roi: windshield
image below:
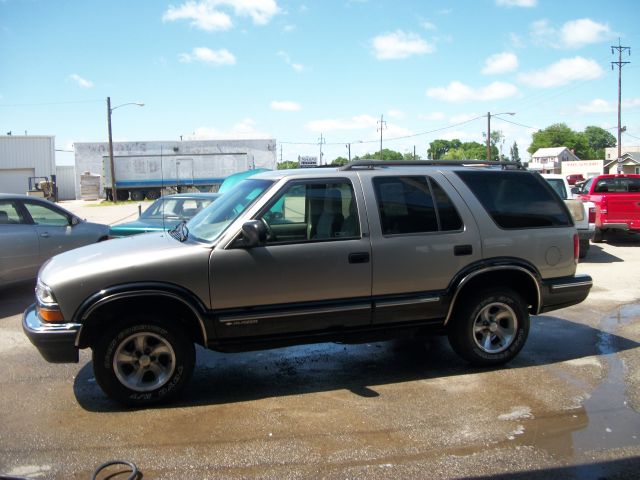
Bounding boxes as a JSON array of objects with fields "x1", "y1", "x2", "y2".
[
  {"x1": 187, "y1": 179, "x2": 273, "y2": 242},
  {"x1": 141, "y1": 196, "x2": 217, "y2": 220}
]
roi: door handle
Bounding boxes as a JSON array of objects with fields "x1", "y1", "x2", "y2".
[
  {"x1": 349, "y1": 252, "x2": 370, "y2": 264},
  {"x1": 454, "y1": 244, "x2": 472, "y2": 256},
  {"x1": 40, "y1": 232, "x2": 50, "y2": 238}
]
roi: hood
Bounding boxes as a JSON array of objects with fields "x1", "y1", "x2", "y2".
[
  {"x1": 109, "y1": 219, "x2": 178, "y2": 236},
  {"x1": 40, "y1": 233, "x2": 214, "y2": 319}
]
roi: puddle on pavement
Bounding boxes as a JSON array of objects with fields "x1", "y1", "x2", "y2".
[{"x1": 511, "y1": 303, "x2": 640, "y2": 460}]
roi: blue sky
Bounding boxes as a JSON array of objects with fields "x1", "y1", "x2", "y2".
[{"x1": 1, "y1": 0, "x2": 640, "y2": 166}]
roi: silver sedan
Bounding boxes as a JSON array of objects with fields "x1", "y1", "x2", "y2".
[{"x1": 0, "y1": 194, "x2": 109, "y2": 288}]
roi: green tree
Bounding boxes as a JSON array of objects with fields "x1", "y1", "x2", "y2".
[
  {"x1": 527, "y1": 123, "x2": 591, "y2": 158},
  {"x1": 331, "y1": 156, "x2": 349, "y2": 166},
  {"x1": 510, "y1": 142, "x2": 521, "y2": 163},
  {"x1": 277, "y1": 160, "x2": 299, "y2": 170},
  {"x1": 357, "y1": 148, "x2": 404, "y2": 161},
  {"x1": 427, "y1": 139, "x2": 462, "y2": 159},
  {"x1": 583, "y1": 126, "x2": 616, "y2": 159}
]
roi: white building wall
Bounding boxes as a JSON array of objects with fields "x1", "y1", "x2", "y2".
[{"x1": 74, "y1": 139, "x2": 277, "y2": 199}]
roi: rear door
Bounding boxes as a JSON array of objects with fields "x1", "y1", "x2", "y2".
[{"x1": 361, "y1": 172, "x2": 482, "y2": 325}]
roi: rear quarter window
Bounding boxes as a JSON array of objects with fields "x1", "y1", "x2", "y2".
[{"x1": 456, "y1": 170, "x2": 571, "y2": 229}]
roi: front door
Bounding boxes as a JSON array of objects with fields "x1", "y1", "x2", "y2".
[{"x1": 209, "y1": 178, "x2": 372, "y2": 338}]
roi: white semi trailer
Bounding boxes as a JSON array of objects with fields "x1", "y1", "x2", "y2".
[{"x1": 103, "y1": 151, "x2": 252, "y2": 201}]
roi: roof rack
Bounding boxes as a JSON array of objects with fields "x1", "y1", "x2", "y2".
[{"x1": 340, "y1": 159, "x2": 525, "y2": 171}]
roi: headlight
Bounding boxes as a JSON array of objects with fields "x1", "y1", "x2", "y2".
[
  {"x1": 36, "y1": 280, "x2": 57, "y2": 305},
  {"x1": 35, "y1": 280, "x2": 65, "y2": 323}
]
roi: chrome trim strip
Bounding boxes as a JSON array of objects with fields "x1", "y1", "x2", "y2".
[
  {"x1": 444, "y1": 266, "x2": 541, "y2": 326},
  {"x1": 77, "y1": 290, "x2": 208, "y2": 346},
  {"x1": 550, "y1": 281, "x2": 593, "y2": 291},
  {"x1": 374, "y1": 296, "x2": 440, "y2": 309},
  {"x1": 220, "y1": 303, "x2": 371, "y2": 324}
]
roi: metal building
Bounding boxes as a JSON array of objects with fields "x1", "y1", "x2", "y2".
[{"x1": 0, "y1": 135, "x2": 55, "y2": 194}]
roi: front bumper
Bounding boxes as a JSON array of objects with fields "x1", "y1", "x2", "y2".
[
  {"x1": 539, "y1": 274, "x2": 593, "y2": 313},
  {"x1": 22, "y1": 304, "x2": 80, "y2": 363}
]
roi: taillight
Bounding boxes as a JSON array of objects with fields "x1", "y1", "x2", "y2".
[
  {"x1": 588, "y1": 206, "x2": 596, "y2": 223},
  {"x1": 574, "y1": 233, "x2": 579, "y2": 264},
  {"x1": 601, "y1": 198, "x2": 608, "y2": 214}
]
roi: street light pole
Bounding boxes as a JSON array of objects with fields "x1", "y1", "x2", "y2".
[
  {"x1": 486, "y1": 112, "x2": 515, "y2": 161},
  {"x1": 106, "y1": 97, "x2": 144, "y2": 203}
]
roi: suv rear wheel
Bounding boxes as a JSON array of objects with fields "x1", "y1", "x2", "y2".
[
  {"x1": 92, "y1": 316, "x2": 195, "y2": 406},
  {"x1": 448, "y1": 288, "x2": 529, "y2": 366}
]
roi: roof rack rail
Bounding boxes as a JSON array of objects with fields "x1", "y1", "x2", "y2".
[{"x1": 340, "y1": 159, "x2": 525, "y2": 171}]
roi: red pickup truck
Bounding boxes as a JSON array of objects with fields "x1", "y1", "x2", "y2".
[{"x1": 577, "y1": 174, "x2": 640, "y2": 242}]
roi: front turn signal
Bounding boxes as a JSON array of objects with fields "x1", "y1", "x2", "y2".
[{"x1": 37, "y1": 305, "x2": 65, "y2": 323}]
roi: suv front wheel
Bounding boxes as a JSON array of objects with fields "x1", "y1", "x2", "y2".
[
  {"x1": 448, "y1": 288, "x2": 529, "y2": 366},
  {"x1": 92, "y1": 316, "x2": 195, "y2": 406}
]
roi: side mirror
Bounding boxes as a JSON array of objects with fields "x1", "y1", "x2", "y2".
[
  {"x1": 571, "y1": 186, "x2": 579, "y2": 195},
  {"x1": 241, "y1": 220, "x2": 267, "y2": 247},
  {"x1": 71, "y1": 216, "x2": 81, "y2": 226}
]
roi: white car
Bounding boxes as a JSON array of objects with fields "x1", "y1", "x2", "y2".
[{"x1": 541, "y1": 174, "x2": 595, "y2": 258}]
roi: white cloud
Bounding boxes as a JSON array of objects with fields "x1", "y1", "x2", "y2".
[
  {"x1": 518, "y1": 57, "x2": 603, "y2": 88},
  {"x1": 163, "y1": 0, "x2": 279, "y2": 31},
  {"x1": 449, "y1": 113, "x2": 480, "y2": 124},
  {"x1": 185, "y1": 118, "x2": 271, "y2": 140},
  {"x1": 371, "y1": 30, "x2": 435, "y2": 60},
  {"x1": 578, "y1": 98, "x2": 640, "y2": 113},
  {"x1": 481, "y1": 52, "x2": 518, "y2": 75},
  {"x1": 426, "y1": 81, "x2": 518, "y2": 102},
  {"x1": 277, "y1": 51, "x2": 305, "y2": 72},
  {"x1": 531, "y1": 18, "x2": 613, "y2": 49},
  {"x1": 179, "y1": 47, "x2": 236, "y2": 65},
  {"x1": 420, "y1": 20, "x2": 436, "y2": 31},
  {"x1": 69, "y1": 74, "x2": 93, "y2": 88},
  {"x1": 496, "y1": 0, "x2": 537, "y2": 7},
  {"x1": 306, "y1": 115, "x2": 377, "y2": 132},
  {"x1": 387, "y1": 109, "x2": 405, "y2": 119},
  {"x1": 270, "y1": 100, "x2": 301, "y2": 111}
]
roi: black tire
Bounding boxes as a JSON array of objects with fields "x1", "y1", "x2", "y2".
[
  {"x1": 579, "y1": 239, "x2": 589, "y2": 259},
  {"x1": 448, "y1": 288, "x2": 529, "y2": 366},
  {"x1": 130, "y1": 190, "x2": 145, "y2": 201},
  {"x1": 593, "y1": 227, "x2": 604, "y2": 243},
  {"x1": 116, "y1": 189, "x2": 130, "y2": 201},
  {"x1": 92, "y1": 316, "x2": 195, "y2": 406},
  {"x1": 146, "y1": 189, "x2": 161, "y2": 200}
]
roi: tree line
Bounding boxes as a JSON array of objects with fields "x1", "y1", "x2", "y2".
[{"x1": 277, "y1": 123, "x2": 616, "y2": 169}]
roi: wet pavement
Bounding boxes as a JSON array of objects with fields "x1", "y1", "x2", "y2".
[{"x1": 1, "y1": 212, "x2": 639, "y2": 478}]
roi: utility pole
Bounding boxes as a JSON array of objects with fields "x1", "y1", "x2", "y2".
[
  {"x1": 346, "y1": 143, "x2": 351, "y2": 162},
  {"x1": 280, "y1": 144, "x2": 283, "y2": 163},
  {"x1": 318, "y1": 133, "x2": 325, "y2": 166},
  {"x1": 377, "y1": 114, "x2": 387, "y2": 160},
  {"x1": 413, "y1": 145, "x2": 416, "y2": 160},
  {"x1": 611, "y1": 39, "x2": 631, "y2": 164},
  {"x1": 486, "y1": 112, "x2": 491, "y2": 162},
  {"x1": 107, "y1": 97, "x2": 116, "y2": 202}
]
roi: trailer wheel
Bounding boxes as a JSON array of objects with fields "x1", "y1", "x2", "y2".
[
  {"x1": 146, "y1": 190, "x2": 161, "y2": 200},
  {"x1": 130, "y1": 190, "x2": 145, "y2": 201},
  {"x1": 116, "y1": 190, "x2": 130, "y2": 201}
]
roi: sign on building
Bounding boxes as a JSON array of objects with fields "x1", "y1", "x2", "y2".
[{"x1": 298, "y1": 155, "x2": 318, "y2": 168}]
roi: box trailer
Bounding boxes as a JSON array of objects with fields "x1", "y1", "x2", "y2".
[{"x1": 103, "y1": 151, "x2": 250, "y2": 201}]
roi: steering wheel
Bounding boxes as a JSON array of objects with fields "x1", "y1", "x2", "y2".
[{"x1": 261, "y1": 218, "x2": 274, "y2": 242}]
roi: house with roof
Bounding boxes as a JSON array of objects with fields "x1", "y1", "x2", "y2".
[
  {"x1": 529, "y1": 147, "x2": 580, "y2": 174},
  {"x1": 604, "y1": 152, "x2": 640, "y2": 174}
]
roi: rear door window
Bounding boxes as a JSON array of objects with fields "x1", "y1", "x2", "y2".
[
  {"x1": 372, "y1": 176, "x2": 462, "y2": 235},
  {"x1": 457, "y1": 170, "x2": 571, "y2": 229}
]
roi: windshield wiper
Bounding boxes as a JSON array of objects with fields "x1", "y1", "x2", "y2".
[{"x1": 169, "y1": 220, "x2": 189, "y2": 242}]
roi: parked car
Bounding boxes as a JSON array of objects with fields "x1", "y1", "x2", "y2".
[
  {"x1": 576, "y1": 174, "x2": 640, "y2": 242},
  {"x1": 23, "y1": 161, "x2": 592, "y2": 406},
  {"x1": 541, "y1": 174, "x2": 595, "y2": 258},
  {"x1": 566, "y1": 174, "x2": 585, "y2": 186},
  {"x1": 109, "y1": 192, "x2": 220, "y2": 237},
  {"x1": 0, "y1": 194, "x2": 109, "y2": 288}
]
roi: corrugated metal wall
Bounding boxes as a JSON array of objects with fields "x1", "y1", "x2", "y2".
[
  {"x1": 0, "y1": 136, "x2": 55, "y2": 194},
  {"x1": 55, "y1": 165, "x2": 76, "y2": 200}
]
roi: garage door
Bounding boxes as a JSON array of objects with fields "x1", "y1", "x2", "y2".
[{"x1": 0, "y1": 168, "x2": 35, "y2": 194}]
